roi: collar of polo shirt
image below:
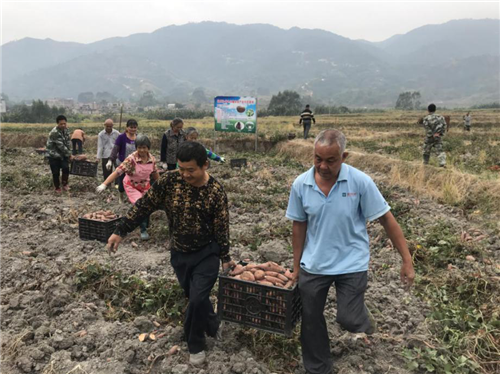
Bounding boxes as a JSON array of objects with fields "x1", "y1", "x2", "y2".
[{"x1": 304, "y1": 163, "x2": 349, "y2": 186}]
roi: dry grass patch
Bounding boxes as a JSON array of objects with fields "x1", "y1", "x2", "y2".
[
  {"x1": 278, "y1": 140, "x2": 500, "y2": 216},
  {"x1": 276, "y1": 139, "x2": 314, "y2": 164}
]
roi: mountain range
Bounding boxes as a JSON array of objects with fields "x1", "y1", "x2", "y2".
[{"x1": 2, "y1": 19, "x2": 499, "y2": 107}]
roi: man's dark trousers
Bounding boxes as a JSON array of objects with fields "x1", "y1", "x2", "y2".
[
  {"x1": 299, "y1": 268, "x2": 371, "y2": 374},
  {"x1": 101, "y1": 158, "x2": 113, "y2": 181},
  {"x1": 170, "y1": 242, "x2": 220, "y2": 354},
  {"x1": 303, "y1": 123, "x2": 312, "y2": 139},
  {"x1": 48, "y1": 157, "x2": 70, "y2": 189}
]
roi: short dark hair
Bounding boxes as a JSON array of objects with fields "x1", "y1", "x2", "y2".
[
  {"x1": 177, "y1": 141, "x2": 207, "y2": 167},
  {"x1": 126, "y1": 119, "x2": 138, "y2": 127},
  {"x1": 171, "y1": 118, "x2": 184, "y2": 128},
  {"x1": 428, "y1": 104, "x2": 436, "y2": 113},
  {"x1": 135, "y1": 134, "x2": 151, "y2": 149},
  {"x1": 56, "y1": 115, "x2": 67, "y2": 123},
  {"x1": 305, "y1": 104, "x2": 310, "y2": 108}
]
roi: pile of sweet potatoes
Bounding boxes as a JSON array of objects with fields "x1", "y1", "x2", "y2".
[
  {"x1": 73, "y1": 154, "x2": 88, "y2": 161},
  {"x1": 82, "y1": 210, "x2": 118, "y2": 222},
  {"x1": 228, "y1": 261, "x2": 295, "y2": 288}
]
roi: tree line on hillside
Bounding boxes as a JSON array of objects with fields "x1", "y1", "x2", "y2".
[
  {"x1": 2, "y1": 91, "x2": 497, "y2": 124},
  {"x1": 1, "y1": 100, "x2": 71, "y2": 123}
]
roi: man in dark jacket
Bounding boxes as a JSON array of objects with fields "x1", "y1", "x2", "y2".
[
  {"x1": 107, "y1": 141, "x2": 234, "y2": 366},
  {"x1": 46, "y1": 115, "x2": 74, "y2": 192},
  {"x1": 299, "y1": 104, "x2": 316, "y2": 139}
]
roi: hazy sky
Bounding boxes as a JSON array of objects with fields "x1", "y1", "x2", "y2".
[{"x1": 1, "y1": 0, "x2": 499, "y2": 45}]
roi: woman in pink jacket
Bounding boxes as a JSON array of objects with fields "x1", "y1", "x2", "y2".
[{"x1": 96, "y1": 135, "x2": 159, "y2": 240}]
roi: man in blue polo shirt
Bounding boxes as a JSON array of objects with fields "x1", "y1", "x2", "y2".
[{"x1": 286, "y1": 129, "x2": 415, "y2": 374}]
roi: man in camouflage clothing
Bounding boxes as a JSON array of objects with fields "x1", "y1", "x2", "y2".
[
  {"x1": 422, "y1": 104, "x2": 447, "y2": 167},
  {"x1": 46, "y1": 115, "x2": 74, "y2": 192},
  {"x1": 463, "y1": 112, "x2": 471, "y2": 132}
]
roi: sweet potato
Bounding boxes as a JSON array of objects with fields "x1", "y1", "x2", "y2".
[
  {"x1": 284, "y1": 280, "x2": 293, "y2": 289},
  {"x1": 276, "y1": 273, "x2": 288, "y2": 282},
  {"x1": 264, "y1": 271, "x2": 279, "y2": 277},
  {"x1": 245, "y1": 263, "x2": 262, "y2": 270},
  {"x1": 284, "y1": 269, "x2": 293, "y2": 280},
  {"x1": 264, "y1": 275, "x2": 285, "y2": 285},
  {"x1": 254, "y1": 270, "x2": 265, "y2": 280},
  {"x1": 256, "y1": 262, "x2": 271, "y2": 271},
  {"x1": 259, "y1": 262, "x2": 284, "y2": 273},
  {"x1": 230, "y1": 264, "x2": 245, "y2": 276},
  {"x1": 257, "y1": 281, "x2": 274, "y2": 287},
  {"x1": 268, "y1": 261, "x2": 285, "y2": 273},
  {"x1": 240, "y1": 271, "x2": 255, "y2": 282}
]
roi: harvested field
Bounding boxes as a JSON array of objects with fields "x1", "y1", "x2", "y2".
[{"x1": 1, "y1": 112, "x2": 499, "y2": 373}]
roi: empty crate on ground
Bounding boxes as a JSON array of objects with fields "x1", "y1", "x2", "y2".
[
  {"x1": 230, "y1": 158, "x2": 247, "y2": 168},
  {"x1": 70, "y1": 155, "x2": 98, "y2": 177}
]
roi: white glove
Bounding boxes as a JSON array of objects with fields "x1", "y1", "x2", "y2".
[
  {"x1": 96, "y1": 184, "x2": 107, "y2": 193},
  {"x1": 161, "y1": 163, "x2": 168, "y2": 169},
  {"x1": 220, "y1": 157, "x2": 226, "y2": 163},
  {"x1": 106, "y1": 160, "x2": 113, "y2": 170}
]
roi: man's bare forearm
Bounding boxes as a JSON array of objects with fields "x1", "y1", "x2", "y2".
[
  {"x1": 378, "y1": 212, "x2": 412, "y2": 263},
  {"x1": 292, "y1": 221, "x2": 308, "y2": 271}
]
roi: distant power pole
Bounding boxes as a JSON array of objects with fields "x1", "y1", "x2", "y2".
[{"x1": 118, "y1": 105, "x2": 123, "y2": 132}]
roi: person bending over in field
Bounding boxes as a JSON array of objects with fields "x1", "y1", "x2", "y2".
[
  {"x1": 97, "y1": 134, "x2": 159, "y2": 240},
  {"x1": 46, "y1": 115, "x2": 74, "y2": 193},
  {"x1": 107, "y1": 141, "x2": 234, "y2": 366},
  {"x1": 286, "y1": 129, "x2": 415, "y2": 374},
  {"x1": 422, "y1": 103, "x2": 447, "y2": 167},
  {"x1": 108, "y1": 119, "x2": 138, "y2": 203},
  {"x1": 185, "y1": 127, "x2": 226, "y2": 164},
  {"x1": 70, "y1": 128, "x2": 85, "y2": 155},
  {"x1": 161, "y1": 118, "x2": 185, "y2": 170}
]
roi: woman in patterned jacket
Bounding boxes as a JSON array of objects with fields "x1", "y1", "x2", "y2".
[{"x1": 97, "y1": 134, "x2": 159, "y2": 240}]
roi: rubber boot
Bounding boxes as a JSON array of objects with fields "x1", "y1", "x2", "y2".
[
  {"x1": 423, "y1": 154, "x2": 430, "y2": 165},
  {"x1": 119, "y1": 192, "x2": 125, "y2": 204}
]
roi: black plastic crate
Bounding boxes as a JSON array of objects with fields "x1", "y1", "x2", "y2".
[
  {"x1": 230, "y1": 158, "x2": 247, "y2": 168},
  {"x1": 70, "y1": 160, "x2": 98, "y2": 177},
  {"x1": 78, "y1": 217, "x2": 121, "y2": 242},
  {"x1": 217, "y1": 274, "x2": 302, "y2": 336}
]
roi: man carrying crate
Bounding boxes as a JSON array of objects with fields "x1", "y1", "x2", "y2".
[
  {"x1": 107, "y1": 141, "x2": 234, "y2": 366},
  {"x1": 286, "y1": 129, "x2": 415, "y2": 374}
]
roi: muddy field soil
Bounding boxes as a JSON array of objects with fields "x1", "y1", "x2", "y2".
[{"x1": 1, "y1": 147, "x2": 498, "y2": 374}]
